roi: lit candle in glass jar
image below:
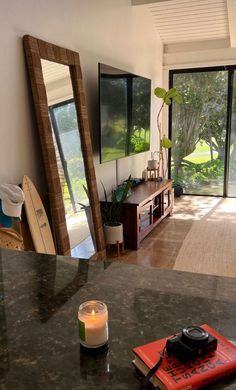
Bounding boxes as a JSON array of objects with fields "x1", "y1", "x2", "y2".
[{"x1": 78, "y1": 300, "x2": 108, "y2": 348}]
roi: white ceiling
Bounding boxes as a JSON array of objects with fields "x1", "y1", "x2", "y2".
[
  {"x1": 41, "y1": 59, "x2": 70, "y2": 84},
  {"x1": 41, "y1": 60, "x2": 73, "y2": 105},
  {"x1": 132, "y1": 0, "x2": 236, "y2": 48}
]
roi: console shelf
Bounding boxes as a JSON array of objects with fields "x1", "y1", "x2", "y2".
[{"x1": 121, "y1": 179, "x2": 173, "y2": 250}]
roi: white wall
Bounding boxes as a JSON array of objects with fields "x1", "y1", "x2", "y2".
[{"x1": 0, "y1": 0, "x2": 163, "y2": 194}]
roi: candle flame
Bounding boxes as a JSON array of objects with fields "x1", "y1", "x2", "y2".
[{"x1": 91, "y1": 309, "x2": 95, "y2": 316}]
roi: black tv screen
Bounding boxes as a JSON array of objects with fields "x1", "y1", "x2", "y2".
[{"x1": 99, "y1": 63, "x2": 151, "y2": 163}]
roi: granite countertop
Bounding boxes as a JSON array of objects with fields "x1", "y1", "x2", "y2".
[{"x1": 0, "y1": 248, "x2": 236, "y2": 389}]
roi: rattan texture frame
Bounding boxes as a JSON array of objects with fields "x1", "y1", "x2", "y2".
[{"x1": 23, "y1": 35, "x2": 105, "y2": 258}]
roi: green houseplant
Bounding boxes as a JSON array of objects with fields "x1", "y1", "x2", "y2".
[
  {"x1": 101, "y1": 176, "x2": 132, "y2": 226},
  {"x1": 101, "y1": 176, "x2": 132, "y2": 245},
  {"x1": 154, "y1": 87, "x2": 182, "y2": 178}
]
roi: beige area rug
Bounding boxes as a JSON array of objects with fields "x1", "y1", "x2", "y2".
[{"x1": 173, "y1": 198, "x2": 236, "y2": 278}]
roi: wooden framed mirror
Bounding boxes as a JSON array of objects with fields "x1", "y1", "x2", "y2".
[{"x1": 23, "y1": 35, "x2": 105, "y2": 259}]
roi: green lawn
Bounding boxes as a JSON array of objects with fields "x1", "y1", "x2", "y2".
[
  {"x1": 184, "y1": 140, "x2": 218, "y2": 164},
  {"x1": 193, "y1": 140, "x2": 209, "y2": 153}
]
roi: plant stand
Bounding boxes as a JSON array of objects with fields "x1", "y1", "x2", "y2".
[
  {"x1": 106, "y1": 240, "x2": 124, "y2": 257},
  {"x1": 147, "y1": 167, "x2": 159, "y2": 181},
  {"x1": 103, "y1": 223, "x2": 124, "y2": 257}
]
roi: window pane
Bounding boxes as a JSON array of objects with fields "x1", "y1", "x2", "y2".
[{"x1": 228, "y1": 71, "x2": 236, "y2": 197}]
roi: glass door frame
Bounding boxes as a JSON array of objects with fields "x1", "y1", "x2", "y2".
[
  {"x1": 49, "y1": 98, "x2": 77, "y2": 214},
  {"x1": 168, "y1": 65, "x2": 236, "y2": 197}
]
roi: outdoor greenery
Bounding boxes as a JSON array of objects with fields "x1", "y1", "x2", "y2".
[
  {"x1": 54, "y1": 102, "x2": 78, "y2": 133},
  {"x1": 62, "y1": 176, "x2": 88, "y2": 214},
  {"x1": 50, "y1": 101, "x2": 89, "y2": 215},
  {"x1": 171, "y1": 70, "x2": 236, "y2": 195},
  {"x1": 101, "y1": 77, "x2": 150, "y2": 162}
]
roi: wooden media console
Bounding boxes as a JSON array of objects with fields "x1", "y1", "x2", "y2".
[{"x1": 121, "y1": 179, "x2": 173, "y2": 250}]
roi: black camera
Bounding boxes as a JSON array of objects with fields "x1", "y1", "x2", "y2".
[{"x1": 166, "y1": 326, "x2": 218, "y2": 362}]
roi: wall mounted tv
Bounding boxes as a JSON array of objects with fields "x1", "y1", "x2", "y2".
[{"x1": 99, "y1": 63, "x2": 151, "y2": 163}]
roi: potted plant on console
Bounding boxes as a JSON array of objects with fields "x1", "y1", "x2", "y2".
[{"x1": 101, "y1": 176, "x2": 132, "y2": 253}]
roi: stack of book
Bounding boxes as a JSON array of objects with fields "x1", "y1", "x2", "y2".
[{"x1": 133, "y1": 324, "x2": 236, "y2": 389}]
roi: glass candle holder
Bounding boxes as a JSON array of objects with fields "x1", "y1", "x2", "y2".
[{"x1": 78, "y1": 300, "x2": 108, "y2": 348}]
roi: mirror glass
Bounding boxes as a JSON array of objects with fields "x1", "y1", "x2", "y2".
[{"x1": 41, "y1": 60, "x2": 95, "y2": 259}]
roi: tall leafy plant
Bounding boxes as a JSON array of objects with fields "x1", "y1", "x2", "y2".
[
  {"x1": 154, "y1": 87, "x2": 182, "y2": 178},
  {"x1": 101, "y1": 176, "x2": 132, "y2": 226}
]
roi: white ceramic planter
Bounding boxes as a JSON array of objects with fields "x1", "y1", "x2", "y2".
[{"x1": 104, "y1": 223, "x2": 123, "y2": 245}]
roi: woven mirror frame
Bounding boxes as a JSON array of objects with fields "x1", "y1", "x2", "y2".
[{"x1": 23, "y1": 35, "x2": 105, "y2": 259}]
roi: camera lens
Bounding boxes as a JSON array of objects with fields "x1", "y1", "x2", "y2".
[{"x1": 182, "y1": 326, "x2": 209, "y2": 347}]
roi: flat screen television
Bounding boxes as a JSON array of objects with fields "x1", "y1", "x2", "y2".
[{"x1": 99, "y1": 63, "x2": 151, "y2": 163}]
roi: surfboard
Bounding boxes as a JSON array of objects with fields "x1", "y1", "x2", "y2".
[{"x1": 22, "y1": 175, "x2": 56, "y2": 255}]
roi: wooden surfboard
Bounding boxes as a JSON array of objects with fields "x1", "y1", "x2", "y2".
[{"x1": 22, "y1": 175, "x2": 56, "y2": 255}]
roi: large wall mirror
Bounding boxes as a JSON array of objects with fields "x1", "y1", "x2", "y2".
[{"x1": 23, "y1": 35, "x2": 105, "y2": 260}]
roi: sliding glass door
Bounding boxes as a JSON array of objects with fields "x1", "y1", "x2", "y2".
[
  {"x1": 228, "y1": 70, "x2": 236, "y2": 197},
  {"x1": 170, "y1": 66, "x2": 236, "y2": 197}
]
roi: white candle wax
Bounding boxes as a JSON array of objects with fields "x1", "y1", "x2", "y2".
[{"x1": 78, "y1": 301, "x2": 108, "y2": 348}]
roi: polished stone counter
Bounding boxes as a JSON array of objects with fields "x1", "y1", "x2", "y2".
[{"x1": 0, "y1": 248, "x2": 236, "y2": 389}]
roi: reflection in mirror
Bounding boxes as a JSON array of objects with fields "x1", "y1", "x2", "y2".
[
  {"x1": 36, "y1": 256, "x2": 89, "y2": 322},
  {"x1": 41, "y1": 60, "x2": 95, "y2": 259}
]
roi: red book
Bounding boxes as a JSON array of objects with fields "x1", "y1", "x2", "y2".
[{"x1": 133, "y1": 324, "x2": 236, "y2": 389}]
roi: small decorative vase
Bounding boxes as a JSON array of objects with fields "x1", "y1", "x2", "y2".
[{"x1": 142, "y1": 169, "x2": 148, "y2": 182}]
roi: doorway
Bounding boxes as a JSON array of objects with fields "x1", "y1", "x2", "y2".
[{"x1": 169, "y1": 66, "x2": 236, "y2": 197}]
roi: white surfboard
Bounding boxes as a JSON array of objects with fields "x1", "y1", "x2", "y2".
[{"x1": 22, "y1": 175, "x2": 56, "y2": 255}]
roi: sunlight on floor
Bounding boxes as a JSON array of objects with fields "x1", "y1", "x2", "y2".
[
  {"x1": 71, "y1": 235, "x2": 95, "y2": 259},
  {"x1": 66, "y1": 211, "x2": 90, "y2": 248},
  {"x1": 204, "y1": 197, "x2": 236, "y2": 223},
  {"x1": 66, "y1": 211, "x2": 95, "y2": 259},
  {"x1": 212, "y1": 197, "x2": 236, "y2": 213},
  {"x1": 172, "y1": 196, "x2": 223, "y2": 220}
]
